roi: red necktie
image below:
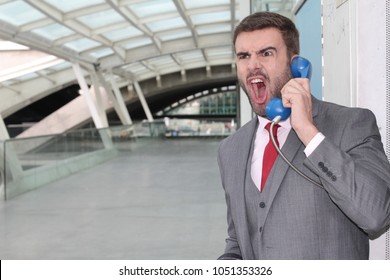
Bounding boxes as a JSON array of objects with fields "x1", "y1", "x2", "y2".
[{"x1": 261, "y1": 122, "x2": 280, "y2": 192}]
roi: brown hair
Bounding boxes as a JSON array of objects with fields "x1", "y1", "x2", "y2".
[{"x1": 233, "y1": 12, "x2": 300, "y2": 57}]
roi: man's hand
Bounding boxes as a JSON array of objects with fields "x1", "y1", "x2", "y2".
[{"x1": 281, "y1": 78, "x2": 319, "y2": 146}]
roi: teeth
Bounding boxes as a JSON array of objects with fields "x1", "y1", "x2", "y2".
[{"x1": 251, "y1": 78, "x2": 263, "y2": 84}]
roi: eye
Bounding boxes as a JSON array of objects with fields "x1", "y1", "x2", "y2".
[
  {"x1": 263, "y1": 50, "x2": 273, "y2": 57},
  {"x1": 237, "y1": 53, "x2": 249, "y2": 60}
]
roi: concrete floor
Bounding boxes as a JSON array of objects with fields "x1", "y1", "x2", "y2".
[{"x1": 0, "y1": 138, "x2": 227, "y2": 260}]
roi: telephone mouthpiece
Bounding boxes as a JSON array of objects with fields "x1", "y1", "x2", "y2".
[{"x1": 265, "y1": 98, "x2": 291, "y2": 121}]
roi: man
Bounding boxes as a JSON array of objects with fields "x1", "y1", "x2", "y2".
[{"x1": 217, "y1": 11, "x2": 390, "y2": 259}]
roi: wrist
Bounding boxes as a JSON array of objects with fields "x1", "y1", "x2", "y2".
[{"x1": 296, "y1": 124, "x2": 319, "y2": 146}]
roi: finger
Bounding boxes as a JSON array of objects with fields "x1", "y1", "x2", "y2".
[
  {"x1": 281, "y1": 79, "x2": 311, "y2": 103},
  {"x1": 281, "y1": 81, "x2": 312, "y2": 111},
  {"x1": 283, "y1": 78, "x2": 309, "y2": 93},
  {"x1": 293, "y1": 78, "x2": 311, "y2": 96}
]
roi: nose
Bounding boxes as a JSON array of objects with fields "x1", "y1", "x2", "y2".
[{"x1": 247, "y1": 55, "x2": 263, "y2": 72}]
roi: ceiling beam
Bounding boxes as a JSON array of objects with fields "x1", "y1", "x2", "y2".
[{"x1": 172, "y1": 0, "x2": 199, "y2": 48}]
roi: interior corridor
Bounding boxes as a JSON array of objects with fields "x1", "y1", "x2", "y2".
[{"x1": 0, "y1": 138, "x2": 227, "y2": 260}]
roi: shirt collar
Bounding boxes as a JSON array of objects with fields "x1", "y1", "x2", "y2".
[{"x1": 257, "y1": 115, "x2": 291, "y2": 131}]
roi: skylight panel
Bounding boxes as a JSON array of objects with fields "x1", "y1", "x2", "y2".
[
  {"x1": 146, "y1": 55, "x2": 175, "y2": 67},
  {"x1": 14, "y1": 72, "x2": 39, "y2": 82},
  {"x1": 123, "y1": 63, "x2": 145, "y2": 72},
  {"x1": 44, "y1": 0, "x2": 105, "y2": 13},
  {"x1": 102, "y1": 27, "x2": 143, "y2": 42},
  {"x1": 49, "y1": 61, "x2": 72, "y2": 71},
  {"x1": 89, "y1": 48, "x2": 114, "y2": 58},
  {"x1": 38, "y1": 68, "x2": 56, "y2": 76},
  {"x1": 64, "y1": 38, "x2": 101, "y2": 52},
  {"x1": 122, "y1": 62, "x2": 149, "y2": 75},
  {"x1": 120, "y1": 37, "x2": 153, "y2": 50},
  {"x1": 146, "y1": 17, "x2": 186, "y2": 33},
  {"x1": 206, "y1": 46, "x2": 232, "y2": 57},
  {"x1": 190, "y1": 11, "x2": 231, "y2": 25},
  {"x1": 252, "y1": 0, "x2": 296, "y2": 13},
  {"x1": 77, "y1": 10, "x2": 123, "y2": 29},
  {"x1": 196, "y1": 24, "x2": 231, "y2": 35},
  {"x1": 31, "y1": 24, "x2": 74, "y2": 41},
  {"x1": 127, "y1": 0, "x2": 176, "y2": 18},
  {"x1": 175, "y1": 50, "x2": 204, "y2": 63},
  {"x1": 0, "y1": 1, "x2": 45, "y2": 26},
  {"x1": 157, "y1": 29, "x2": 192, "y2": 42},
  {"x1": 182, "y1": 0, "x2": 229, "y2": 9}
]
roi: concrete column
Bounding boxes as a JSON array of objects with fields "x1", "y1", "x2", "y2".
[
  {"x1": 72, "y1": 63, "x2": 113, "y2": 149},
  {"x1": 100, "y1": 72, "x2": 133, "y2": 125},
  {"x1": 133, "y1": 81, "x2": 154, "y2": 122},
  {"x1": 90, "y1": 71, "x2": 109, "y2": 127},
  {"x1": 72, "y1": 63, "x2": 106, "y2": 129}
]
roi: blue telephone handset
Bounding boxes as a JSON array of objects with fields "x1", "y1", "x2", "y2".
[
  {"x1": 264, "y1": 56, "x2": 322, "y2": 188},
  {"x1": 265, "y1": 56, "x2": 312, "y2": 121}
]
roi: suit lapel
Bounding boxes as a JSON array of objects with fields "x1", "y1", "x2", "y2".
[
  {"x1": 264, "y1": 129, "x2": 302, "y2": 208},
  {"x1": 264, "y1": 96, "x2": 321, "y2": 214}
]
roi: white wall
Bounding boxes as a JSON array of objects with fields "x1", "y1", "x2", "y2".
[
  {"x1": 322, "y1": 0, "x2": 356, "y2": 106},
  {"x1": 322, "y1": 0, "x2": 389, "y2": 259},
  {"x1": 323, "y1": 0, "x2": 387, "y2": 142},
  {"x1": 356, "y1": 1, "x2": 387, "y2": 144}
]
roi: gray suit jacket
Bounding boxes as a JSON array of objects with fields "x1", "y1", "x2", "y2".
[{"x1": 218, "y1": 97, "x2": 390, "y2": 259}]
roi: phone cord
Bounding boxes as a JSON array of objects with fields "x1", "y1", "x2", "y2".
[{"x1": 270, "y1": 117, "x2": 323, "y2": 189}]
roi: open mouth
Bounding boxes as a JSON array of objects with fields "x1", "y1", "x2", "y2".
[{"x1": 248, "y1": 76, "x2": 267, "y2": 104}]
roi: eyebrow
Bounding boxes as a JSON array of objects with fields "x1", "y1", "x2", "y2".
[
  {"x1": 258, "y1": 46, "x2": 277, "y2": 55},
  {"x1": 235, "y1": 46, "x2": 277, "y2": 57}
]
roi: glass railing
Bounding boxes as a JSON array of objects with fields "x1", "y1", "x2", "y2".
[
  {"x1": 0, "y1": 118, "x2": 232, "y2": 201},
  {"x1": 0, "y1": 121, "x2": 166, "y2": 200}
]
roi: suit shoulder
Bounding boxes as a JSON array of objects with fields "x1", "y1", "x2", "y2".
[
  {"x1": 317, "y1": 99, "x2": 376, "y2": 122},
  {"x1": 315, "y1": 99, "x2": 380, "y2": 146}
]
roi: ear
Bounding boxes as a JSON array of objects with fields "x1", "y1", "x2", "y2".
[{"x1": 290, "y1": 54, "x2": 299, "y2": 63}]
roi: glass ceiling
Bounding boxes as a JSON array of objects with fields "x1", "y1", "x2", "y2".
[{"x1": 0, "y1": 0, "x2": 298, "y2": 107}]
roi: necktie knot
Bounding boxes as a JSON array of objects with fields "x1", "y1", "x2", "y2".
[{"x1": 265, "y1": 122, "x2": 280, "y2": 144}]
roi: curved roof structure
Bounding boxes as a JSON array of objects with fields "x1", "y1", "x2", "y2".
[{"x1": 0, "y1": 0, "x2": 296, "y2": 121}]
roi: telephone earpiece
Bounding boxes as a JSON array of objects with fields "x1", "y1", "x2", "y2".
[
  {"x1": 291, "y1": 56, "x2": 312, "y2": 80},
  {"x1": 265, "y1": 56, "x2": 312, "y2": 121}
]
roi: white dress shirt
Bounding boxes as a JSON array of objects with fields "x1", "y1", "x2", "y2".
[{"x1": 251, "y1": 116, "x2": 325, "y2": 189}]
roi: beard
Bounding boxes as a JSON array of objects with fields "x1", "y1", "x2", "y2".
[{"x1": 238, "y1": 63, "x2": 292, "y2": 117}]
